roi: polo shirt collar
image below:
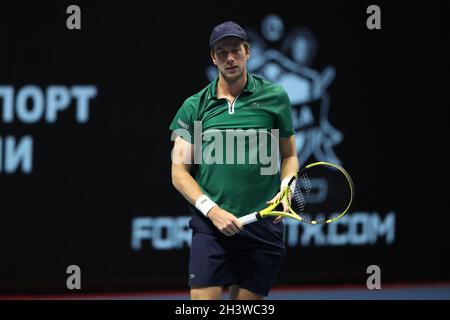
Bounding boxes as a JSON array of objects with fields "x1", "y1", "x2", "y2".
[{"x1": 208, "y1": 72, "x2": 256, "y2": 100}]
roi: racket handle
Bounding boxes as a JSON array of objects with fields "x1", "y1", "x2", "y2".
[{"x1": 238, "y1": 212, "x2": 259, "y2": 226}]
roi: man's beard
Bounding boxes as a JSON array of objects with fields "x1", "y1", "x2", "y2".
[{"x1": 220, "y1": 67, "x2": 244, "y2": 83}]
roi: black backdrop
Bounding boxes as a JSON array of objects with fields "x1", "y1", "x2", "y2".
[{"x1": 0, "y1": 1, "x2": 449, "y2": 294}]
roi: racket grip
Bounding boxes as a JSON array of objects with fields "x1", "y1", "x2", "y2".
[{"x1": 238, "y1": 212, "x2": 259, "y2": 226}]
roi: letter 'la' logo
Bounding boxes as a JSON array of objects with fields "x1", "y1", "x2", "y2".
[{"x1": 206, "y1": 15, "x2": 343, "y2": 166}]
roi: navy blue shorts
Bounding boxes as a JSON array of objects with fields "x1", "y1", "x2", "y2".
[{"x1": 187, "y1": 206, "x2": 286, "y2": 297}]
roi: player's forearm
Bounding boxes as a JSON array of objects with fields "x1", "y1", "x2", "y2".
[
  {"x1": 279, "y1": 135, "x2": 298, "y2": 182},
  {"x1": 280, "y1": 155, "x2": 299, "y2": 181},
  {"x1": 172, "y1": 167, "x2": 220, "y2": 218},
  {"x1": 171, "y1": 167, "x2": 204, "y2": 206}
]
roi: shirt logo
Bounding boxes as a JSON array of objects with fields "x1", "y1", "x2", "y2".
[
  {"x1": 244, "y1": 102, "x2": 262, "y2": 109},
  {"x1": 177, "y1": 118, "x2": 190, "y2": 130}
]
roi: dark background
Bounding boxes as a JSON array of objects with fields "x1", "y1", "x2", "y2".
[{"x1": 0, "y1": 1, "x2": 449, "y2": 294}]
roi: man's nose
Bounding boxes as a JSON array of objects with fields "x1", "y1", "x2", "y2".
[{"x1": 226, "y1": 53, "x2": 235, "y2": 63}]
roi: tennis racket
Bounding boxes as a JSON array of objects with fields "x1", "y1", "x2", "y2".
[{"x1": 238, "y1": 161, "x2": 355, "y2": 225}]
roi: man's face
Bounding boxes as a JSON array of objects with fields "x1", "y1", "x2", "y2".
[{"x1": 211, "y1": 37, "x2": 250, "y2": 83}]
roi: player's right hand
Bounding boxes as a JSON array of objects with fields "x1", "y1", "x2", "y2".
[{"x1": 207, "y1": 206, "x2": 243, "y2": 237}]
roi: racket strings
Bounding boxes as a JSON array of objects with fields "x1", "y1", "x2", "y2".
[{"x1": 290, "y1": 164, "x2": 353, "y2": 223}]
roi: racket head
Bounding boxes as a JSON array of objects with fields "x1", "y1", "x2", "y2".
[{"x1": 290, "y1": 162, "x2": 355, "y2": 224}]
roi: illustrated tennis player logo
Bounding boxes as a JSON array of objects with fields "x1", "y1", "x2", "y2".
[{"x1": 206, "y1": 14, "x2": 343, "y2": 165}]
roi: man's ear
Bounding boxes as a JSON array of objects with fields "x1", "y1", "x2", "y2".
[{"x1": 210, "y1": 51, "x2": 217, "y2": 66}]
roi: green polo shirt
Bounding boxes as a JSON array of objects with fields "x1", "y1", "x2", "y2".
[{"x1": 169, "y1": 73, "x2": 294, "y2": 218}]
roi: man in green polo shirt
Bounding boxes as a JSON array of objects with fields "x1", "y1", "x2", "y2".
[{"x1": 170, "y1": 21, "x2": 299, "y2": 300}]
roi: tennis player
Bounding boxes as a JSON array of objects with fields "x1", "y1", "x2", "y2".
[{"x1": 170, "y1": 21, "x2": 299, "y2": 300}]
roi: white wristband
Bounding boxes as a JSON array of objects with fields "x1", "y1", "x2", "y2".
[
  {"x1": 281, "y1": 177, "x2": 296, "y2": 196},
  {"x1": 195, "y1": 195, "x2": 217, "y2": 217}
]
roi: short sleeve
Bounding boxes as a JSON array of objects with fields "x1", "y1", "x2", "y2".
[
  {"x1": 169, "y1": 99, "x2": 197, "y2": 143},
  {"x1": 276, "y1": 86, "x2": 295, "y2": 137}
]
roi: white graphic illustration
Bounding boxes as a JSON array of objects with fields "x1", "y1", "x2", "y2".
[{"x1": 207, "y1": 15, "x2": 343, "y2": 165}]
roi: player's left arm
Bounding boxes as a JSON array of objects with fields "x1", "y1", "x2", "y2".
[
  {"x1": 276, "y1": 87, "x2": 298, "y2": 187},
  {"x1": 270, "y1": 135, "x2": 299, "y2": 223},
  {"x1": 269, "y1": 86, "x2": 298, "y2": 222},
  {"x1": 280, "y1": 135, "x2": 299, "y2": 183}
]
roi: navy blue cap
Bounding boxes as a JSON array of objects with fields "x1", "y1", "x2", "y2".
[{"x1": 209, "y1": 21, "x2": 248, "y2": 47}]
